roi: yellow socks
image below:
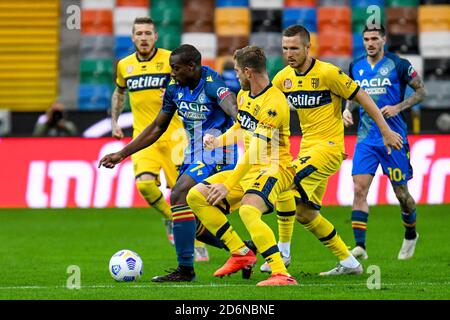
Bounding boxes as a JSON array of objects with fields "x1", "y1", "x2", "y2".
[
  {"x1": 136, "y1": 180, "x2": 171, "y2": 220},
  {"x1": 303, "y1": 213, "x2": 350, "y2": 261}
]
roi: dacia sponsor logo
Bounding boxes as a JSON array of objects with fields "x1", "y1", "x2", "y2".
[
  {"x1": 355, "y1": 78, "x2": 392, "y2": 88},
  {"x1": 286, "y1": 90, "x2": 332, "y2": 109},
  {"x1": 238, "y1": 111, "x2": 258, "y2": 131},
  {"x1": 177, "y1": 101, "x2": 210, "y2": 120},
  {"x1": 126, "y1": 74, "x2": 169, "y2": 92},
  {"x1": 355, "y1": 78, "x2": 392, "y2": 95}
]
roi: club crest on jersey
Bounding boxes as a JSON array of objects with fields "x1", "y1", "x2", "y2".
[
  {"x1": 359, "y1": 69, "x2": 364, "y2": 76},
  {"x1": 283, "y1": 79, "x2": 292, "y2": 89},
  {"x1": 198, "y1": 93, "x2": 206, "y2": 103},
  {"x1": 311, "y1": 78, "x2": 320, "y2": 89},
  {"x1": 380, "y1": 67, "x2": 389, "y2": 76},
  {"x1": 127, "y1": 65, "x2": 134, "y2": 74},
  {"x1": 156, "y1": 62, "x2": 164, "y2": 71}
]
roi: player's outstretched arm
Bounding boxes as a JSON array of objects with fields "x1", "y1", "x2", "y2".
[
  {"x1": 111, "y1": 87, "x2": 126, "y2": 139},
  {"x1": 218, "y1": 93, "x2": 238, "y2": 119},
  {"x1": 354, "y1": 89, "x2": 403, "y2": 154},
  {"x1": 381, "y1": 76, "x2": 427, "y2": 119},
  {"x1": 343, "y1": 100, "x2": 356, "y2": 127},
  {"x1": 99, "y1": 110, "x2": 173, "y2": 169}
]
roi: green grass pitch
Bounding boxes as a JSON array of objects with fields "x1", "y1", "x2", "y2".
[{"x1": 0, "y1": 205, "x2": 448, "y2": 300}]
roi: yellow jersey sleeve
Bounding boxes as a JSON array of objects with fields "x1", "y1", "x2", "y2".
[
  {"x1": 115, "y1": 60, "x2": 126, "y2": 89},
  {"x1": 324, "y1": 64, "x2": 360, "y2": 100},
  {"x1": 271, "y1": 71, "x2": 283, "y2": 91}
]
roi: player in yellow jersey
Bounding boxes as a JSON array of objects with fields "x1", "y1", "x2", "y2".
[
  {"x1": 187, "y1": 46, "x2": 298, "y2": 286},
  {"x1": 111, "y1": 17, "x2": 208, "y2": 260},
  {"x1": 273, "y1": 25, "x2": 403, "y2": 275}
]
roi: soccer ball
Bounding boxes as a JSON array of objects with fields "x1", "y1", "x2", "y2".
[{"x1": 109, "y1": 249, "x2": 143, "y2": 282}]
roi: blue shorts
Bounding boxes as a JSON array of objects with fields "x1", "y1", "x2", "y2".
[
  {"x1": 179, "y1": 161, "x2": 236, "y2": 184},
  {"x1": 352, "y1": 142, "x2": 413, "y2": 185}
]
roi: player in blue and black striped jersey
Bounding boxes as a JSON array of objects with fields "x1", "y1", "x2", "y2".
[
  {"x1": 99, "y1": 44, "x2": 239, "y2": 282},
  {"x1": 343, "y1": 25, "x2": 427, "y2": 260}
]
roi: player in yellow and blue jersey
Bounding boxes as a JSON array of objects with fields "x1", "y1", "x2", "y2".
[
  {"x1": 100, "y1": 44, "x2": 239, "y2": 282},
  {"x1": 343, "y1": 25, "x2": 427, "y2": 260},
  {"x1": 274, "y1": 25, "x2": 403, "y2": 275},
  {"x1": 187, "y1": 46, "x2": 298, "y2": 286}
]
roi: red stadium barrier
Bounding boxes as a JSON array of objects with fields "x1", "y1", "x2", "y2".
[{"x1": 0, "y1": 135, "x2": 449, "y2": 208}]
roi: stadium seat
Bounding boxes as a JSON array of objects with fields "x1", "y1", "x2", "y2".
[
  {"x1": 318, "y1": 0, "x2": 349, "y2": 5},
  {"x1": 81, "y1": 0, "x2": 115, "y2": 9},
  {"x1": 80, "y1": 35, "x2": 114, "y2": 59},
  {"x1": 318, "y1": 7, "x2": 351, "y2": 34},
  {"x1": 181, "y1": 33, "x2": 217, "y2": 59},
  {"x1": 113, "y1": 7, "x2": 149, "y2": 36},
  {"x1": 216, "y1": 0, "x2": 249, "y2": 7},
  {"x1": 422, "y1": 80, "x2": 450, "y2": 109},
  {"x1": 310, "y1": 32, "x2": 318, "y2": 58},
  {"x1": 116, "y1": 0, "x2": 149, "y2": 7},
  {"x1": 250, "y1": 33, "x2": 281, "y2": 57},
  {"x1": 352, "y1": 33, "x2": 365, "y2": 58},
  {"x1": 115, "y1": 36, "x2": 134, "y2": 60},
  {"x1": 320, "y1": 56, "x2": 353, "y2": 72},
  {"x1": 251, "y1": 9, "x2": 282, "y2": 33},
  {"x1": 183, "y1": 0, "x2": 215, "y2": 33},
  {"x1": 284, "y1": 0, "x2": 317, "y2": 7},
  {"x1": 151, "y1": 0, "x2": 183, "y2": 26},
  {"x1": 388, "y1": 33, "x2": 418, "y2": 54},
  {"x1": 386, "y1": 0, "x2": 419, "y2": 6},
  {"x1": 249, "y1": 0, "x2": 283, "y2": 8},
  {"x1": 78, "y1": 84, "x2": 113, "y2": 110},
  {"x1": 386, "y1": 7, "x2": 418, "y2": 34},
  {"x1": 419, "y1": 31, "x2": 450, "y2": 57},
  {"x1": 319, "y1": 32, "x2": 352, "y2": 57},
  {"x1": 418, "y1": 5, "x2": 450, "y2": 32},
  {"x1": 266, "y1": 56, "x2": 285, "y2": 81},
  {"x1": 282, "y1": 8, "x2": 317, "y2": 33},
  {"x1": 215, "y1": 8, "x2": 251, "y2": 36},
  {"x1": 352, "y1": 7, "x2": 385, "y2": 33},
  {"x1": 351, "y1": 0, "x2": 385, "y2": 7},
  {"x1": 201, "y1": 58, "x2": 216, "y2": 70},
  {"x1": 217, "y1": 35, "x2": 249, "y2": 56},
  {"x1": 424, "y1": 58, "x2": 450, "y2": 80},
  {"x1": 80, "y1": 59, "x2": 114, "y2": 84},
  {"x1": 81, "y1": 9, "x2": 113, "y2": 35},
  {"x1": 156, "y1": 25, "x2": 182, "y2": 50}
]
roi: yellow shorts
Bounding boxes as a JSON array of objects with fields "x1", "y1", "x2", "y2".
[
  {"x1": 203, "y1": 164, "x2": 295, "y2": 214},
  {"x1": 292, "y1": 141, "x2": 344, "y2": 209},
  {"x1": 131, "y1": 139, "x2": 181, "y2": 188}
]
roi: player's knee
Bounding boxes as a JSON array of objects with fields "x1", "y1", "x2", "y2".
[
  {"x1": 186, "y1": 186, "x2": 207, "y2": 209},
  {"x1": 394, "y1": 186, "x2": 415, "y2": 207},
  {"x1": 170, "y1": 186, "x2": 188, "y2": 205},
  {"x1": 135, "y1": 179, "x2": 157, "y2": 196},
  {"x1": 354, "y1": 183, "x2": 369, "y2": 202},
  {"x1": 295, "y1": 204, "x2": 318, "y2": 224}
]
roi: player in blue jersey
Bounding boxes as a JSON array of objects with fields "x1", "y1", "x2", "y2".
[
  {"x1": 99, "y1": 44, "x2": 239, "y2": 281},
  {"x1": 343, "y1": 25, "x2": 427, "y2": 260}
]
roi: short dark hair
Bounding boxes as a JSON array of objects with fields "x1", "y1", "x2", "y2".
[
  {"x1": 132, "y1": 17, "x2": 155, "y2": 33},
  {"x1": 171, "y1": 44, "x2": 202, "y2": 66},
  {"x1": 363, "y1": 25, "x2": 386, "y2": 37},
  {"x1": 282, "y1": 25, "x2": 310, "y2": 45},
  {"x1": 233, "y1": 46, "x2": 266, "y2": 73}
]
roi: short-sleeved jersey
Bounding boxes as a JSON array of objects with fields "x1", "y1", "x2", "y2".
[
  {"x1": 236, "y1": 84, "x2": 292, "y2": 166},
  {"x1": 116, "y1": 49, "x2": 183, "y2": 137},
  {"x1": 349, "y1": 52, "x2": 417, "y2": 146},
  {"x1": 273, "y1": 58, "x2": 360, "y2": 151},
  {"x1": 162, "y1": 66, "x2": 236, "y2": 164}
]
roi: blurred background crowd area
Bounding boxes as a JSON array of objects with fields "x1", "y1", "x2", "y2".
[{"x1": 0, "y1": 0, "x2": 449, "y2": 137}]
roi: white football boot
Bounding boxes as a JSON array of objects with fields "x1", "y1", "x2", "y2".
[
  {"x1": 398, "y1": 233, "x2": 419, "y2": 260},
  {"x1": 351, "y1": 246, "x2": 369, "y2": 260}
]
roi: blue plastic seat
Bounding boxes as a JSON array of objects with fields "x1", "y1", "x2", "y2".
[
  {"x1": 115, "y1": 36, "x2": 134, "y2": 60},
  {"x1": 282, "y1": 8, "x2": 317, "y2": 33},
  {"x1": 78, "y1": 84, "x2": 112, "y2": 110},
  {"x1": 351, "y1": 0, "x2": 385, "y2": 7},
  {"x1": 216, "y1": 0, "x2": 249, "y2": 7},
  {"x1": 352, "y1": 33, "x2": 365, "y2": 59}
]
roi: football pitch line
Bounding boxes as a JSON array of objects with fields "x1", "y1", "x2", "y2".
[{"x1": 1, "y1": 281, "x2": 449, "y2": 290}]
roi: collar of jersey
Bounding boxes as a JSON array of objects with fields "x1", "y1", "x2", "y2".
[
  {"x1": 135, "y1": 48, "x2": 158, "y2": 62},
  {"x1": 249, "y1": 83, "x2": 272, "y2": 99},
  {"x1": 294, "y1": 58, "x2": 316, "y2": 77}
]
